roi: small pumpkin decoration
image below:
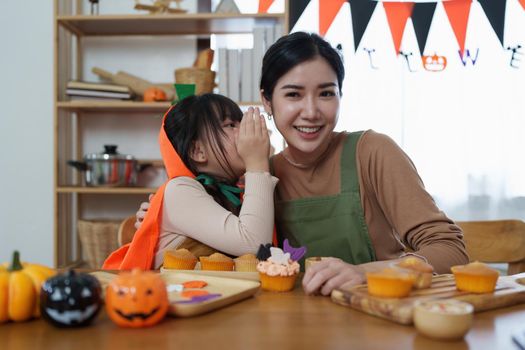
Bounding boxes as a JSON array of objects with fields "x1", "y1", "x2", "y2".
[
  {"x1": 40, "y1": 270, "x2": 102, "y2": 327},
  {"x1": 106, "y1": 268, "x2": 169, "y2": 328},
  {"x1": 143, "y1": 87, "x2": 168, "y2": 102},
  {"x1": 0, "y1": 250, "x2": 56, "y2": 323}
]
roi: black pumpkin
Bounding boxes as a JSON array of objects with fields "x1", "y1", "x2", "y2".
[{"x1": 40, "y1": 269, "x2": 102, "y2": 327}]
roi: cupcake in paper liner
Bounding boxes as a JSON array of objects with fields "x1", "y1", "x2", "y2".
[
  {"x1": 234, "y1": 253, "x2": 259, "y2": 272},
  {"x1": 200, "y1": 252, "x2": 234, "y2": 271},
  {"x1": 256, "y1": 240, "x2": 306, "y2": 292},
  {"x1": 163, "y1": 248, "x2": 198, "y2": 270}
]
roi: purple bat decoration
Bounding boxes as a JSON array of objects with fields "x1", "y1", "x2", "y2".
[
  {"x1": 283, "y1": 239, "x2": 307, "y2": 261},
  {"x1": 174, "y1": 293, "x2": 222, "y2": 304}
]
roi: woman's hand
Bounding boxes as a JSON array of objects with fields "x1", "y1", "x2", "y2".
[
  {"x1": 134, "y1": 194, "x2": 153, "y2": 229},
  {"x1": 302, "y1": 258, "x2": 366, "y2": 296},
  {"x1": 236, "y1": 107, "x2": 270, "y2": 173}
]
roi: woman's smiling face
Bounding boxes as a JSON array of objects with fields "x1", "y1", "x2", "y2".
[{"x1": 264, "y1": 56, "x2": 340, "y2": 162}]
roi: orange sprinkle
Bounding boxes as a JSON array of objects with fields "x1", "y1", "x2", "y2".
[
  {"x1": 181, "y1": 290, "x2": 209, "y2": 298},
  {"x1": 182, "y1": 280, "x2": 208, "y2": 289}
]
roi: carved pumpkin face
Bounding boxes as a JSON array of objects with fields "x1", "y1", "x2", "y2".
[
  {"x1": 422, "y1": 53, "x2": 447, "y2": 72},
  {"x1": 40, "y1": 270, "x2": 102, "y2": 327},
  {"x1": 105, "y1": 269, "x2": 169, "y2": 328},
  {"x1": 143, "y1": 87, "x2": 168, "y2": 102}
]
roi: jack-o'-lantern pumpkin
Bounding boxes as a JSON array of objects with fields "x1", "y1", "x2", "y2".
[
  {"x1": 40, "y1": 270, "x2": 102, "y2": 327},
  {"x1": 143, "y1": 87, "x2": 168, "y2": 102},
  {"x1": 105, "y1": 269, "x2": 168, "y2": 328},
  {"x1": 422, "y1": 53, "x2": 447, "y2": 72}
]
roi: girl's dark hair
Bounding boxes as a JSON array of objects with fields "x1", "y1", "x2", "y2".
[
  {"x1": 260, "y1": 31, "x2": 345, "y2": 102},
  {"x1": 164, "y1": 93, "x2": 243, "y2": 214}
]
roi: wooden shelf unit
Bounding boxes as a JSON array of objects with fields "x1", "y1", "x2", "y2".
[{"x1": 54, "y1": 0, "x2": 289, "y2": 267}]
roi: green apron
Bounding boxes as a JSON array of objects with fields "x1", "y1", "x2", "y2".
[{"x1": 274, "y1": 132, "x2": 376, "y2": 268}]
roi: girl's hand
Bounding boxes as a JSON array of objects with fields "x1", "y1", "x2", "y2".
[
  {"x1": 134, "y1": 194, "x2": 153, "y2": 229},
  {"x1": 302, "y1": 258, "x2": 366, "y2": 296},
  {"x1": 236, "y1": 107, "x2": 270, "y2": 172}
]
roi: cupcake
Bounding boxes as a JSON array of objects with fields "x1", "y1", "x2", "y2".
[
  {"x1": 163, "y1": 248, "x2": 197, "y2": 270},
  {"x1": 234, "y1": 254, "x2": 259, "y2": 272},
  {"x1": 395, "y1": 256, "x2": 434, "y2": 289},
  {"x1": 256, "y1": 240, "x2": 305, "y2": 292},
  {"x1": 199, "y1": 253, "x2": 234, "y2": 271},
  {"x1": 451, "y1": 261, "x2": 499, "y2": 293},
  {"x1": 366, "y1": 268, "x2": 416, "y2": 298}
]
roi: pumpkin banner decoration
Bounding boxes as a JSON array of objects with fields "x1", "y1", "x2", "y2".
[
  {"x1": 40, "y1": 269, "x2": 102, "y2": 327},
  {"x1": 0, "y1": 250, "x2": 56, "y2": 323},
  {"x1": 105, "y1": 268, "x2": 169, "y2": 328}
]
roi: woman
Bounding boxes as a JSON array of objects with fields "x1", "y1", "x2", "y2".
[{"x1": 261, "y1": 32, "x2": 467, "y2": 294}]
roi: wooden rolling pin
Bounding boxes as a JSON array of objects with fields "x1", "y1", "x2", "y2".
[{"x1": 92, "y1": 67, "x2": 175, "y2": 99}]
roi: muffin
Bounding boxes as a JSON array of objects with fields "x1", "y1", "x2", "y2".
[
  {"x1": 199, "y1": 253, "x2": 234, "y2": 271},
  {"x1": 163, "y1": 248, "x2": 197, "y2": 270},
  {"x1": 234, "y1": 254, "x2": 258, "y2": 272},
  {"x1": 451, "y1": 261, "x2": 499, "y2": 293},
  {"x1": 366, "y1": 268, "x2": 416, "y2": 298},
  {"x1": 395, "y1": 256, "x2": 434, "y2": 289}
]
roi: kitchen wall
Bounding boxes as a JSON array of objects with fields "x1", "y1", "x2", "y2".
[{"x1": 0, "y1": 0, "x2": 54, "y2": 264}]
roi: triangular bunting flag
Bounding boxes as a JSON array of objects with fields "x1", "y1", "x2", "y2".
[
  {"x1": 383, "y1": 2, "x2": 414, "y2": 55},
  {"x1": 348, "y1": 0, "x2": 378, "y2": 52},
  {"x1": 520, "y1": 0, "x2": 525, "y2": 11},
  {"x1": 411, "y1": 2, "x2": 437, "y2": 56},
  {"x1": 319, "y1": 0, "x2": 347, "y2": 36},
  {"x1": 258, "y1": 0, "x2": 275, "y2": 13},
  {"x1": 443, "y1": 0, "x2": 472, "y2": 57},
  {"x1": 290, "y1": 0, "x2": 311, "y2": 32},
  {"x1": 478, "y1": 0, "x2": 507, "y2": 46}
]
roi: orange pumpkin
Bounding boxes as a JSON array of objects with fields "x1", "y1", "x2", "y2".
[
  {"x1": 143, "y1": 87, "x2": 168, "y2": 102},
  {"x1": 105, "y1": 269, "x2": 168, "y2": 328}
]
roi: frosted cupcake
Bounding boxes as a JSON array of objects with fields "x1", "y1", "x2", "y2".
[{"x1": 256, "y1": 240, "x2": 306, "y2": 292}]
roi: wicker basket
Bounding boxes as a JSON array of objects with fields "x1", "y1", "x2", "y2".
[
  {"x1": 175, "y1": 68, "x2": 216, "y2": 95},
  {"x1": 78, "y1": 220, "x2": 120, "y2": 269}
]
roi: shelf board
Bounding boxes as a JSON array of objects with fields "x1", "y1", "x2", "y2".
[
  {"x1": 57, "y1": 186, "x2": 156, "y2": 194},
  {"x1": 57, "y1": 13, "x2": 285, "y2": 36},
  {"x1": 57, "y1": 100, "x2": 262, "y2": 112},
  {"x1": 57, "y1": 100, "x2": 171, "y2": 112}
]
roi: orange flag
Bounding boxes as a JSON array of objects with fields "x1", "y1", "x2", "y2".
[
  {"x1": 443, "y1": 0, "x2": 472, "y2": 58},
  {"x1": 383, "y1": 2, "x2": 414, "y2": 55},
  {"x1": 258, "y1": 0, "x2": 275, "y2": 13},
  {"x1": 319, "y1": 0, "x2": 347, "y2": 36}
]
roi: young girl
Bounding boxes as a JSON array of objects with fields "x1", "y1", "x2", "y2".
[{"x1": 103, "y1": 94, "x2": 277, "y2": 270}]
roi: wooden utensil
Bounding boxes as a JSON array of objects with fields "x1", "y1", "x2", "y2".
[
  {"x1": 92, "y1": 67, "x2": 175, "y2": 99},
  {"x1": 331, "y1": 273, "x2": 525, "y2": 325}
]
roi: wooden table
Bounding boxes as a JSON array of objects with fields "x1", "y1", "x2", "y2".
[{"x1": 1, "y1": 281, "x2": 524, "y2": 350}]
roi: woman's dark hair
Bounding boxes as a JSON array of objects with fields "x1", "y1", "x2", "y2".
[
  {"x1": 164, "y1": 93, "x2": 243, "y2": 213},
  {"x1": 260, "y1": 31, "x2": 345, "y2": 102}
]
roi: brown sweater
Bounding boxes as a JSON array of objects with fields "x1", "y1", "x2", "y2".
[{"x1": 272, "y1": 130, "x2": 469, "y2": 274}]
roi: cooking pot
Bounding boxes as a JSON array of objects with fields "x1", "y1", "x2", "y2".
[{"x1": 68, "y1": 145, "x2": 151, "y2": 187}]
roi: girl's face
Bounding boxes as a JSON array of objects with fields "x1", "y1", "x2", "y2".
[
  {"x1": 202, "y1": 118, "x2": 245, "y2": 181},
  {"x1": 263, "y1": 56, "x2": 340, "y2": 160}
]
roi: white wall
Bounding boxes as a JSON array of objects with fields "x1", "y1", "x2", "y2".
[{"x1": 0, "y1": 1, "x2": 54, "y2": 265}]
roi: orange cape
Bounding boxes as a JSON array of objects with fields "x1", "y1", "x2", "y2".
[{"x1": 102, "y1": 106, "x2": 194, "y2": 270}]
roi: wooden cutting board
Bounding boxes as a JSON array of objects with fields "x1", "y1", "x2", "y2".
[{"x1": 331, "y1": 272, "x2": 525, "y2": 325}]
